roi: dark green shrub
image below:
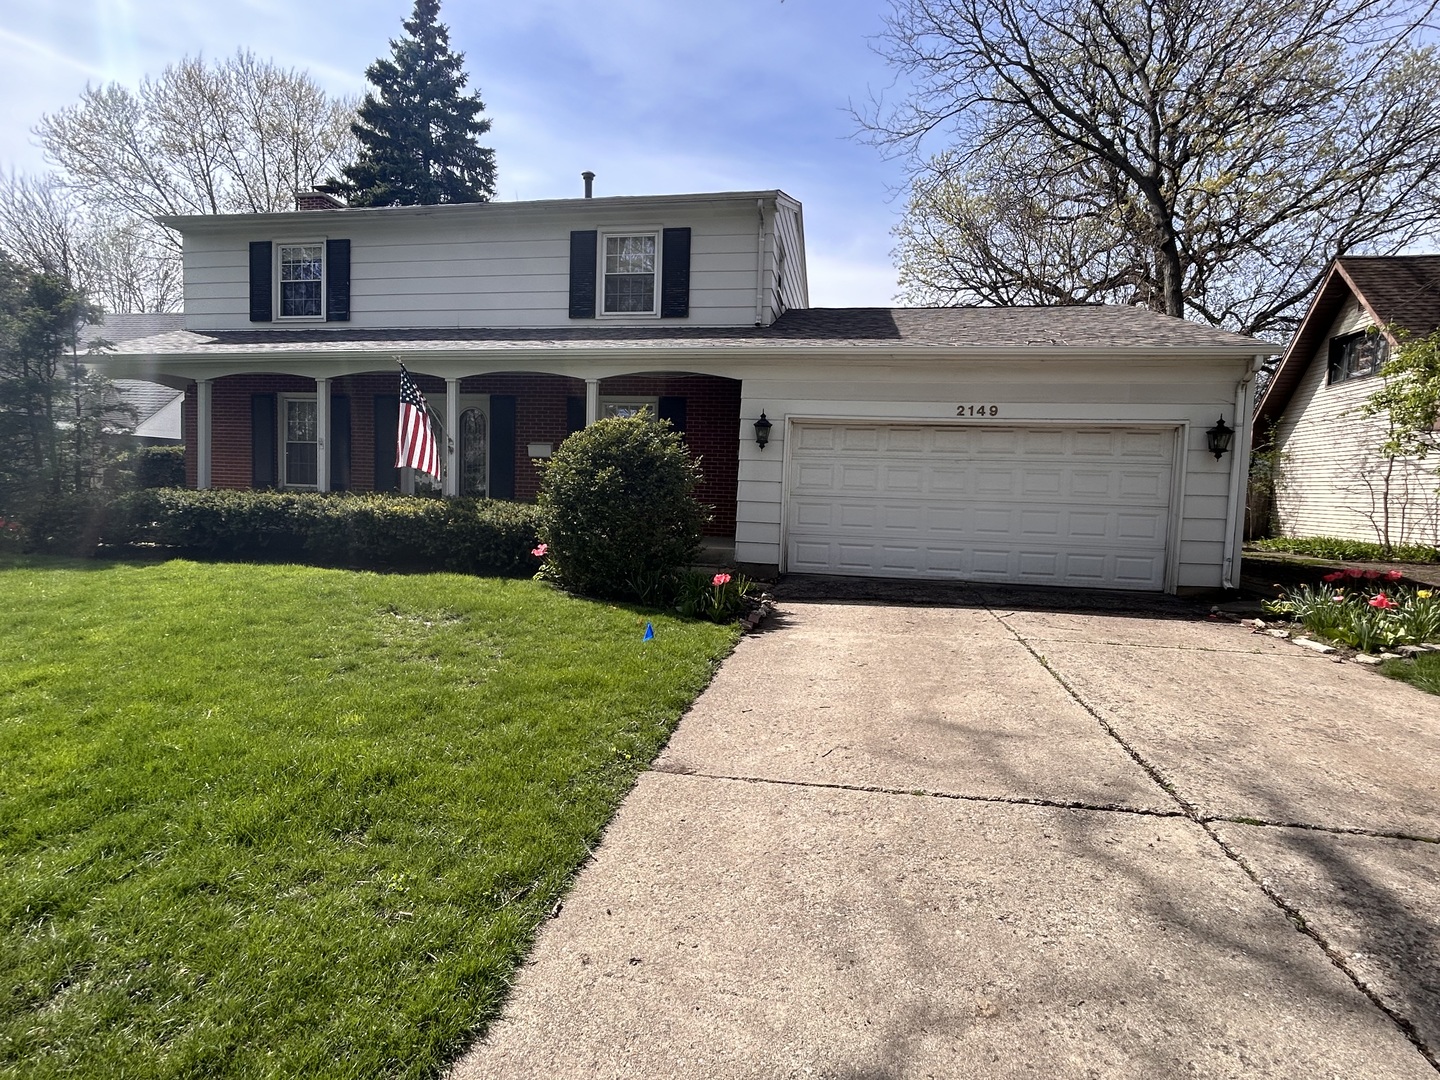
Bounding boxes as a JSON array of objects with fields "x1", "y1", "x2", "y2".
[
  {"x1": 133, "y1": 446, "x2": 188, "y2": 488},
  {"x1": 537, "y1": 415, "x2": 706, "y2": 600},
  {"x1": 17, "y1": 489, "x2": 541, "y2": 575},
  {"x1": 1251, "y1": 535, "x2": 1440, "y2": 564}
]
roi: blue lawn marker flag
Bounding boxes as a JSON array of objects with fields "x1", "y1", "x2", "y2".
[{"x1": 643, "y1": 621, "x2": 655, "y2": 641}]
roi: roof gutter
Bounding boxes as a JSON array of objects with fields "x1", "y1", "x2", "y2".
[{"x1": 1222, "y1": 355, "x2": 1265, "y2": 589}]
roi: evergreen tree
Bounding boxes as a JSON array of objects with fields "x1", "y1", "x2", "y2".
[{"x1": 339, "y1": 0, "x2": 497, "y2": 206}]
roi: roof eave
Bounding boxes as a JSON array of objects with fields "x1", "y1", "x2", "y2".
[{"x1": 155, "y1": 189, "x2": 790, "y2": 232}]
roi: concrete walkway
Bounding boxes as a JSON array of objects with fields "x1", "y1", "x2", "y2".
[{"x1": 451, "y1": 588, "x2": 1440, "y2": 1079}]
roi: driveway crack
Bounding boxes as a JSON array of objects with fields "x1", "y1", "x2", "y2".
[{"x1": 985, "y1": 604, "x2": 1440, "y2": 1072}]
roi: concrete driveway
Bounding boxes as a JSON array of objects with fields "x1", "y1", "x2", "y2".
[{"x1": 451, "y1": 585, "x2": 1440, "y2": 1079}]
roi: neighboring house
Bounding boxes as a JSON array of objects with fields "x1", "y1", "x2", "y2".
[
  {"x1": 83, "y1": 313, "x2": 186, "y2": 444},
  {"x1": 95, "y1": 187, "x2": 1269, "y2": 593},
  {"x1": 1254, "y1": 256, "x2": 1440, "y2": 549}
]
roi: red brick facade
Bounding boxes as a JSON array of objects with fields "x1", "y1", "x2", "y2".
[{"x1": 183, "y1": 370, "x2": 742, "y2": 535}]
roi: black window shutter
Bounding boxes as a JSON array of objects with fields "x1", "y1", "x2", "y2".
[
  {"x1": 660, "y1": 228, "x2": 691, "y2": 318},
  {"x1": 251, "y1": 393, "x2": 276, "y2": 488},
  {"x1": 330, "y1": 395, "x2": 351, "y2": 491},
  {"x1": 566, "y1": 395, "x2": 586, "y2": 435},
  {"x1": 373, "y1": 394, "x2": 399, "y2": 492},
  {"x1": 568, "y1": 230, "x2": 597, "y2": 319},
  {"x1": 249, "y1": 241, "x2": 273, "y2": 322},
  {"x1": 489, "y1": 395, "x2": 517, "y2": 499},
  {"x1": 326, "y1": 239, "x2": 350, "y2": 322},
  {"x1": 657, "y1": 396, "x2": 687, "y2": 434}
]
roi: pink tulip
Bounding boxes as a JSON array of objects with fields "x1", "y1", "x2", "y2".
[
  {"x1": 531, "y1": 543, "x2": 548, "y2": 557},
  {"x1": 712, "y1": 573, "x2": 732, "y2": 587},
  {"x1": 1385, "y1": 569, "x2": 1403, "y2": 581},
  {"x1": 1368, "y1": 593, "x2": 1397, "y2": 609}
]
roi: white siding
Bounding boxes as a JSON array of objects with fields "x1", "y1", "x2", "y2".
[
  {"x1": 1273, "y1": 296, "x2": 1440, "y2": 547},
  {"x1": 730, "y1": 356, "x2": 1251, "y2": 590},
  {"x1": 181, "y1": 197, "x2": 790, "y2": 331}
]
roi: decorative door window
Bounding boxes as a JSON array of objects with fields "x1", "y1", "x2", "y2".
[{"x1": 459, "y1": 407, "x2": 488, "y2": 496}]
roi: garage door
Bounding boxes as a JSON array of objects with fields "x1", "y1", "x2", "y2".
[{"x1": 785, "y1": 423, "x2": 1175, "y2": 590}]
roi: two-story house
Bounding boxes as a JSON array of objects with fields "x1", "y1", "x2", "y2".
[{"x1": 97, "y1": 186, "x2": 1269, "y2": 592}]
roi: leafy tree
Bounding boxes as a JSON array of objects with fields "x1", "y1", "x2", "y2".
[
  {"x1": 339, "y1": 0, "x2": 497, "y2": 206},
  {"x1": 1353, "y1": 328, "x2": 1440, "y2": 551},
  {"x1": 0, "y1": 254, "x2": 114, "y2": 509},
  {"x1": 23, "y1": 51, "x2": 357, "y2": 312},
  {"x1": 1366, "y1": 329, "x2": 1440, "y2": 464},
  {"x1": 864, "y1": 0, "x2": 1440, "y2": 339}
]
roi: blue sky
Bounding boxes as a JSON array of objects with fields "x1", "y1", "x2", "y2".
[{"x1": 0, "y1": 0, "x2": 912, "y2": 305}]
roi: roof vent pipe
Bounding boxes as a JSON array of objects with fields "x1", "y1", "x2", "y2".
[{"x1": 582, "y1": 171, "x2": 595, "y2": 198}]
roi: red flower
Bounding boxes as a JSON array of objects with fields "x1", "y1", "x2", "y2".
[
  {"x1": 1321, "y1": 572, "x2": 1343, "y2": 582},
  {"x1": 1346, "y1": 568, "x2": 1365, "y2": 579},
  {"x1": 531, "y1": 543, "x2": 548, "y2": 557},
  {"x1": 1385, "y1": 569, "x2": 1404, "y2": 581},
  {"x1": 1369, "y1": 593, "x2": 1397, "y2": 609},
  {"x1": 1363, "y1": 570, "x2": 1381, "y2": 580},
  {"x1": 712, "y1": 573, "x2": 732, "y2": 587}
]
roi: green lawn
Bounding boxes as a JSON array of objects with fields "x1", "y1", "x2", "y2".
[
  {"x1": 1380, "y1": 651, "x2": 1440, "y2": 696},
  {"x1": 0, "y1": 558, "x2": 738, "y2": 1079}
]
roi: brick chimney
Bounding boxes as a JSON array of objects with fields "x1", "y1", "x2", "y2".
[{"x1": 296, "y1": 190, "x2": 347, "y2": 211}]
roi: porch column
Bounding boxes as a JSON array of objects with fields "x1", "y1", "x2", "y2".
[
  {"x1": 585, "y1": 378, "x2": 600, "y2": 426},
  {"x1": 195, "y1": 378, "x2": 212, "y2": 490},
  {"x1": 445, "y1": 377, "x2": 461, "y2": 496},
  {"x1": 315, "y1": 377, "x2": 331, "y2": 493}
]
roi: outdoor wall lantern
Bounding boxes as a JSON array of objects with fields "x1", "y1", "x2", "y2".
[
  {"x1": 1206, "y1": 417, "x2": 1233, "y2": 460},
  {"x1": 754, "y1": 411, "x2": 773, "y2": 450}
]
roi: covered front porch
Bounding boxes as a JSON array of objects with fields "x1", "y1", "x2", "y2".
[{"x1": 181, "y1": 366, "x2": 743, "y2": 537}]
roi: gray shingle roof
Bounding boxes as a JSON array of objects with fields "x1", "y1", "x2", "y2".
[
  {"x1": 81, "y1": 313, "x2": 185, "y2": 348},
  {"x1": 99, "y1": 306, "x2": 1268, "y2": 358},
  {"x1": 1256, "y1": 255, "x2": 1440, "y2": 437}
]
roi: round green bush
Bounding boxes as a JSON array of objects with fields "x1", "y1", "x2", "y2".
[{"x1": 537, "y1": 415, "x2": 706, "y2": 599}]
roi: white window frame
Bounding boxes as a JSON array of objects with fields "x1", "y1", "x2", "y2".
[
  {"x1": 599, "y1": 395, "x2": 660, "y2": 420},
  {"x1": 598, "y1": 228, "x2": 661, "y2": 318},
  {"x1": 276, "y1": 240, "x2": 326, "y2": 321},
  {"x1": 278, "y1": 393, "x2": 320, "y2": 489}
]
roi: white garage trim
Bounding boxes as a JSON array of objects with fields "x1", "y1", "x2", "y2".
[{"x1": 780, "y1": 418, "x2": 1187, "y2": 592}]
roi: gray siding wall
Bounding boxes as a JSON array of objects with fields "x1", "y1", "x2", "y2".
[
  {"x1": 182, "y1": 198, "x2": 798, "y2": 331},
  {"x1": 1273, "y1": 296, "x2": 1440, "y2": 547}
]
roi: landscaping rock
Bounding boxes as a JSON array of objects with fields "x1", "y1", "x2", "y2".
[
  {"x1": 1292, "y1": 637, "x2": 1335, "y2": 653},
  {"x1": 1396, "y1": 645, "x2": 1426, "y2": 656},
  {"x1": 1350, "y1": 654, "x2": 1384, "y2": 666},
  {"x1": 1379, "y1": 652, "x2": 1403, "y2": 661},
  {"x1": 1263, "y1": 628, "x2": 1291, "y2": 639}
]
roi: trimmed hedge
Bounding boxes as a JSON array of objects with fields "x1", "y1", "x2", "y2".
[
  {"x1": 133, "y1": 445, "x2": 188, "y2": 489},
  {"x1": 18, "y1": 489, "x2": 542, "y2": 575},
  {"x1": 1250, "y1": 535, "x2": 1440, "y2": 564}
]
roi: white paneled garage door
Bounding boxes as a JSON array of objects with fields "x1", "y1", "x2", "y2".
[{"x1": 786, "y1": 423, "x2": 1175, "y2": 590}]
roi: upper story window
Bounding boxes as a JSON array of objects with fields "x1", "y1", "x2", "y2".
[
  {"x1": 279, "y1": 243, "x2": 324, "y2": 318},
  {"x1": 1327, "y1": 330, "x2": 1388, "y2": 385},
  {"x1": 603, "y1": 234, "x2": 656, "y2": 314}
]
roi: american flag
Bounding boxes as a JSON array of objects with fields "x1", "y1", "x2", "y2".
[{"x1": 396, "y1": 364, "x2": 440, "y2": 480}]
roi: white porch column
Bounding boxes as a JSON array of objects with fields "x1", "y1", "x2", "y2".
[
  {"x1": 195, "y1": 378, "x2": 212, "y2": 490},
  {"x1": 445, "y1": 377, "x2": 461, "y2": 496},
  {"x1": 315, "y1": 377, "x2": 331, "y2": 493},
  {"x1": 585, "y1": 378, "x2": 600, "y2": 426}
]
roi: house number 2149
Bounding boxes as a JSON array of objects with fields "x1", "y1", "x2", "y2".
[{"x1": 956, "y1": 405, "x2": 1000, "y2": 417}]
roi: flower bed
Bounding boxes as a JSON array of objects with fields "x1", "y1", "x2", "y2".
[{"x1": 1264, "y1": 568, "x2": 1440, "y2": 652}]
